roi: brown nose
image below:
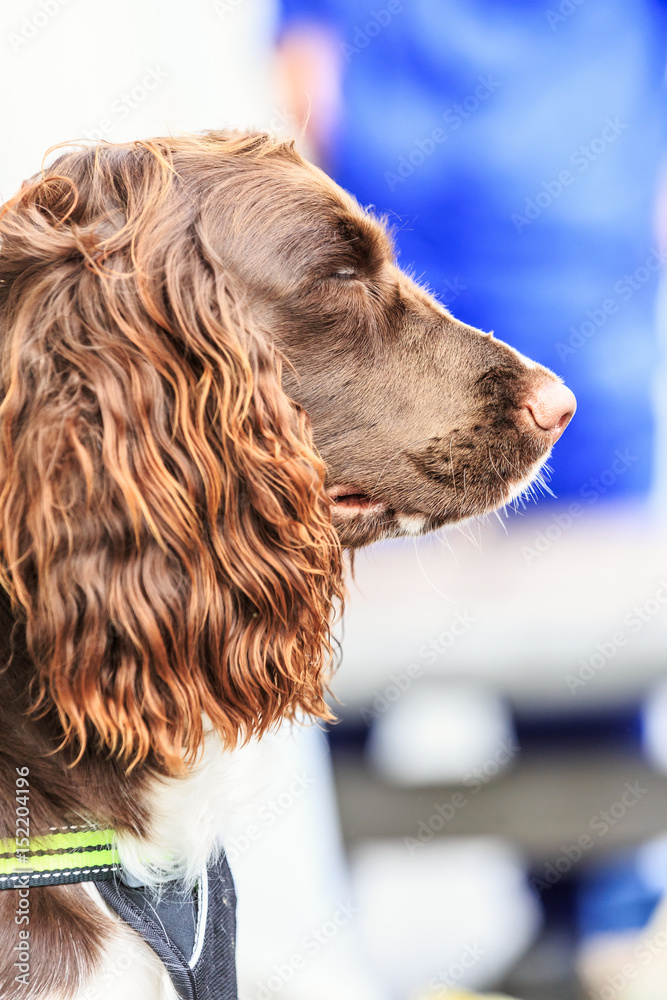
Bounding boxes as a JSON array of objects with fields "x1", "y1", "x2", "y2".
[{"x1": 522, "y1": 379, "x2": 576, "y2": 435}]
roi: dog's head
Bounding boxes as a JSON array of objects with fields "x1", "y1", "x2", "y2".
[
  {"x1": 0, "y1": 132, "x2": 573, "y2": 771},
  {"x1": 208, "y1": 139, "x2": 575, "y2": 547}
]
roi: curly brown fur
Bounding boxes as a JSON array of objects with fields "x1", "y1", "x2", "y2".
[{"x1": 0, "y1": 134, "x2": 343, "y2": 776}]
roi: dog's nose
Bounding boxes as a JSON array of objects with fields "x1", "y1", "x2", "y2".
[{"x1": 522, "y1": 379, "x2": 576, "y2": 436}]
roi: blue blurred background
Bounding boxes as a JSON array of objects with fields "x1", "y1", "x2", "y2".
[
  {"x1": 277, "y1": 0, "x2": 667, "y2": 502},
  {"x1": 3, "y1": 1, "x2": 667, "y2": 997}
]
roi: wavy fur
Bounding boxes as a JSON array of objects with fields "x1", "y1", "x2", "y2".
[{"x1": 0, "y1": 133, "x2": 343, "y2": 775}]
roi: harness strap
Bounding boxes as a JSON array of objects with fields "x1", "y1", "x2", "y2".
[{"x1": 97, "y1": 851, "x2": 238, "y2": 1000}]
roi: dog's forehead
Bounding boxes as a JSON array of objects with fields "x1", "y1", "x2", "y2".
[
  {"x1": 258, "y1": 158, "x2": 394, "y2": 265},
  {"x1": 202, "y1": 152, "x2": 395, "y2": 282},
  {"x1": 276, "y1": 170, "x2": 395, "y2": 274}
]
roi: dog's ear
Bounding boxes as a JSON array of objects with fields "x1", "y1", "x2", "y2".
[{"x1": 0, "y1": 139, "x2": 343, "y2": 774}]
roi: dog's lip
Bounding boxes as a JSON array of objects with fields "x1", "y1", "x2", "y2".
[{"x1": 326, "y1": 484, "x2": 387, "y2": 515}]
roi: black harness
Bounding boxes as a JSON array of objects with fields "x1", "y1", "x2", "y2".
[{"x1": 96, "y1": 852, "x2": 238, "y2": 1000}]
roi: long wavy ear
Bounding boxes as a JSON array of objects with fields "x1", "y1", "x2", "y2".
[{"x1": 0, "y1": 137, "x2": 343, "y2": 774}]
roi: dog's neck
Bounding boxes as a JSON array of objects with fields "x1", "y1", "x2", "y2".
[{"x1": 114, "y1": 724, "x2": 266, "y2": 889}]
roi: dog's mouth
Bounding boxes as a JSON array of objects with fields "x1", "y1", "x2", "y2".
[
  {"x1": 326, "y1": 441, "x2": 553, "y2": 547},
  {"x1": 326, "y1": 485, "x2": 387, "y2": 516}
]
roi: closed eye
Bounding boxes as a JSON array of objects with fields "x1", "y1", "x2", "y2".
[{"x1": 332, "y1": 269, "x2": 356, "y2": 280}]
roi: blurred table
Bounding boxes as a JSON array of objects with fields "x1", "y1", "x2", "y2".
[{"x1": 333, "y1": 502, "x2": 667, "y2": 713}]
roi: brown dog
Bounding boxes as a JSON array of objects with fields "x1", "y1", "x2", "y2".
[{"x1": 0, "y1": 131, "x2": 574, "y2": 999}]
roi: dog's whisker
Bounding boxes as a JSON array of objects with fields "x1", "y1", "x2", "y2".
[
  {"x1": 434, "y1": 525, "x2": 461, "y2": 570},
  {"x1": 493, "y1": 508, "x2": 509, "y2": 534},
  {"x1": 412, "y1": 535, "x2": 459, "y2": 606}
]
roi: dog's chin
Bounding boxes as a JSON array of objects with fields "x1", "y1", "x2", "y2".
[
  {"x1": 330, "y1": 500, "x2": 392, "y2": 548},
  {"x1": 330, "y1": 505, "x2": 468, "y2": 548},
  {"x1": 331, "y1": 504, "x2": 463, "y2": 548},
  {"x1": 329, "y1": 454, "x2": 552, "y2": 548}
]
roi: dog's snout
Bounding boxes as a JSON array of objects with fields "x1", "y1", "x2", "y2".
[{"x1": 522, "y1": 379, "x2": 577, "y2": 436}]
